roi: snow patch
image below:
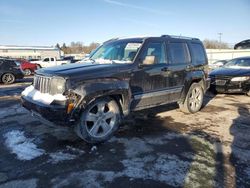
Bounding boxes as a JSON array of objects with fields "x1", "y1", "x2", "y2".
[
  {"x1": 22, "y1": 85, "x2": 66, "y2": 105},
  {"x1": 4, "y1": 130, "x2": 45, "y2": 160},
  {"x1": 49, "y1": 151, "x2": 77, "y2": 164},
  {"x1": 52, "y1": 170, "x2": 116, "y2": 188},
  {"x1": 0, "y1": 179, "x2": 37, "y2": 188}
]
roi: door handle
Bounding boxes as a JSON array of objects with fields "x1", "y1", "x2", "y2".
[{"x1": 161, "y1": 67, "x2": 170, "y2": 72}]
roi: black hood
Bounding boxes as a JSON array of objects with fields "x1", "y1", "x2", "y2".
[
  {"x1": 36, "y1": 62, "x2": 130, "y2": 79},
  {"x1": 209, "y1": 67, "x2": 250, "y2": 77}
]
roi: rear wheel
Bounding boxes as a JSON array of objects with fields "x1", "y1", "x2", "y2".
[
  {"x1": 179, "y1": 83, "x2": 204, "y2": 113},
  {"x1": 75, "y1": 97, "x2": 121, "y2": 143},
  {"x1": 23, "y1": 69, "x2": 32, "y2": 76},
  {"x1": 36, "y1": 64, "x2": 42, "y2": 69},
  {"x1": 1, "y1": 73, "x2": 15, "y2": 84},
  {"x1": 247, "y1": 91, "x2": 250, "y2": 97}
]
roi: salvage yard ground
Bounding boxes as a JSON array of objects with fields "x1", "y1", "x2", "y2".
[{"x1": 0, "y1": 78, "x2": 250, "y2": 188}]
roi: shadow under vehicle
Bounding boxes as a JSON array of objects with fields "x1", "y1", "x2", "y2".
[{"x1": 21, "y1": 35, "x2": 210, "y2": 143}]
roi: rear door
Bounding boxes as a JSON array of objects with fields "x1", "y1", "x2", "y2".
[{"x1": 166, "y1": 40, "x2": 192, "y2": 98}]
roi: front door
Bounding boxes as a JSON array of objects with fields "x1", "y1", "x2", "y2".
[{"x1": 130, "y1": 38, "x2": 170, "y2": 110}]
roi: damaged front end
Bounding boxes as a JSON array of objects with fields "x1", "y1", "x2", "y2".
[{"x1": 21, "y1": 75, "x2": 82, "y2": 126}]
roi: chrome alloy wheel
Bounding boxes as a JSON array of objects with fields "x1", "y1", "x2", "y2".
[
  {"x1": 2, "y1": 73, "x2": 15, "y2": 84},
  {"x1": 188, "y1": 87, "x2": 203, "y2": 111},
  {"x1": 84, "y1": 100, "x2": 119, "y2": 138}
]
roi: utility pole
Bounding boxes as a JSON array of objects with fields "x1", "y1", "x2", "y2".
[{"x1": 218, "y1": 33, "x2": 222, "y2": 49}]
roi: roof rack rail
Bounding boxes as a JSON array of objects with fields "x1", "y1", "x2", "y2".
[
  {"x1": 161, "y1": 35, "x2": 199, "y2": 40},
  {"x1": 103, "y1": 38, "x2": 119, "y2": 44}
]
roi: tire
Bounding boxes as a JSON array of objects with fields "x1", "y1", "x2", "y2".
[
  {"x1": 179, "y1": 83, "x2": 204, "y2": 113},
  {"x1": 247, "y1": 91, "x2": 250, "y2": 97},
  {"x1": 36, "y1": 64, "x2": 42, "y2": 69},
  {"x1": 74, "y1": 97, "x2": 121, "y2": 144},
  {"x1": 23, "y1": 69, "x2": 32, "y2": 76},
  {"x1": 1, "y1": 73, "x2": 15, "y2": 84}
]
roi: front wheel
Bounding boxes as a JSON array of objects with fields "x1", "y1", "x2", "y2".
[
  {"x1": 179, "y1": 83, "x2": 204, "y2": 113},
  {"x1": 75, "y1": 97, "x2": 121, "y2": 143}
]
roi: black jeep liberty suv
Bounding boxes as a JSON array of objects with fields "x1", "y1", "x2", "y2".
[{"x1": 21, "y1": 35, "x2": 210, "y2": 143}]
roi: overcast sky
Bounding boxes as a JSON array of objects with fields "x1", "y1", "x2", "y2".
[{"x1": 0, "y1": 0, "x2": 249, "y2": 46}]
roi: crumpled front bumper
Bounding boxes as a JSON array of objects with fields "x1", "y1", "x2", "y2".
[
  {"x1": 21, "y1": 95, "x2": 70, "y2": 126},
  {"x1": 21, "y1": 86, "x2": 71, "y2": 126}
]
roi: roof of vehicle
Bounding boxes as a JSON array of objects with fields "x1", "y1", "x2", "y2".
[
  {"x1": 104, "y1": 35, "x2": 201, "y2": 43},
  {"x1": 233, "y1": 56, "x2": 250, "y2": 60}
]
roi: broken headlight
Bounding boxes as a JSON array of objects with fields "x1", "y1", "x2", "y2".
[{"x1": 50, "y1": 77, "x2": 66, "y2": 94}]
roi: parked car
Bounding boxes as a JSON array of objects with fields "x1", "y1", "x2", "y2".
[
  {"x1": 17, "y1": 59, "x2": 37, "y2": 76},
  {"x1": 21, "y1": 35, "x2": 210, "y2": 143},
  {"x1": 30, "y1": 57, "x2": 70, "y2": 68},
  {"x1": 0, "y1": 58, "x2": 24, "y2": 84},
  {"x1": 62, "y1": 56, "x2": 79, "y2": 64},
  {"x1": 234, "y1": 39, "x2": 250, "y2": 50},
  {"x1": 209, "y1": 57, "x2": 250, "y2": 95},
  {"x1": 209, "y1": 60, "x2": 228, "y2": 70}
]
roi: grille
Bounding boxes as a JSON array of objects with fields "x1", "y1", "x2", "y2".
[{"x1": 34, "y1": 75, "x2": 51, "y2": 93}]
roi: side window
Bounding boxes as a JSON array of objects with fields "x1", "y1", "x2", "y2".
[
  {"x1": 169, "y1": 42, "x2": 191, "y2": 64},
  {"x1": 238, "y1": 59, "x2": 250, "y2": 67},
  {"x1": 43, "y1": 58, "x2": 49, "y2": 62},
  {"x1": 141, "y1": 41, "x2": 166, "y2": 64},
  {"x1": 191, "y1": 43, "x2": 206, "y2": 65},
  {"x1": 51, "y1": 58, "x2": 55, "y2": 61}
]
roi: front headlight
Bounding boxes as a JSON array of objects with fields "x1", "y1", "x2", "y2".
[
  {"x1": 50, "y1": 77, "x2": 66, "y2": 94},
  {"x1": 231, "y1": 76, "x2": 250, "y2": 82}
]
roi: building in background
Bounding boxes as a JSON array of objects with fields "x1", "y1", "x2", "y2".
[{"x1": 0, "y1": 45, "x2": 63, "y2": 60}]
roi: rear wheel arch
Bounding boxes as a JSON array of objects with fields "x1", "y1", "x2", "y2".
[{"x1": 179, "y1": 73, "x2": 206, "y2": 104}]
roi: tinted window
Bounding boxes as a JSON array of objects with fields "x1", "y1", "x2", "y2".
[
  {"x1": 225, "y1": 58, "x2": 250, "y2": 67},
  {"x1": 51, "y1": 58, "x2": 55, "y2": 61},
  {"x1": 141, "y1": 42, "x2": 166, "y2": 64},
  {"x1": 4, "y1": 60, "x2": 16, "y2": 67},
  {"x1": 44, "y1": 58, "x2": 49, "y2": 62},
  {"x1": 235, "y1": 59, "x2": 250, "y2": 67},
  {"x1": 191, "y1": 43, "x2": 206, "y2": 64},
  {"x1": 169, "y1": 42, "x2": 191, "y2": 64}
]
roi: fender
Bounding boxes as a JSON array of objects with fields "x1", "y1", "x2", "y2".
[
  {"x1": 72, "y1": 78, "x2": 131, "y2": 117},
  {"x1": 179, "y1": 70, "x2": 206, "y2": 103}
]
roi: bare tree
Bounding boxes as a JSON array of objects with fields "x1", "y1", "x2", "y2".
[
  {"x1": 203, "y1": 39, "x2": 230, "y2": 49},
  {"x1": 60, "y1": 42, "x2": 100, "y2": 54}
]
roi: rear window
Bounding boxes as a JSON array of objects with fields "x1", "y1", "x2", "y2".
[
  {"x1": 169, "y1": 42, "x2": 191, "y2": 64},
  {"x1": 190, "y1": 43, "x2": 206, "y2": 65}
]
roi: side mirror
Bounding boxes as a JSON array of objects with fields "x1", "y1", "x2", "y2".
[{"x1": 142, "y1": 55, "x2": 156, "y2": 65}]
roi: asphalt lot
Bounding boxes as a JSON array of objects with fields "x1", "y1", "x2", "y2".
[{"x1": 0, "y1": 77, "x2": 250, "y2": 188}]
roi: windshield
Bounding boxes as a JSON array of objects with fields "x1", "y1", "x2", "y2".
[
  {"x1": 90, "y1": 40, "x2": 142, "y2": 64},
  {"x1": 224, "y1": 58, "x2": 250, "y2": 68}
]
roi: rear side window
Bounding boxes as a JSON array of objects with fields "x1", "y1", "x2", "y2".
[
  {"x1": 190, "y1": 43, "x2": 206, "y2": 65},
  {"x1": 4, "y1": 60, "x2": 16, "y2": 67},
  {"x1": 169, "y1": 42, "x2": 191, "y2": 64}
]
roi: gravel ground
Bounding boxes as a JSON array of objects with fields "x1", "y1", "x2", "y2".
[{"x1": 0, "y1": 78, "x2": 250, "y2": 188}]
